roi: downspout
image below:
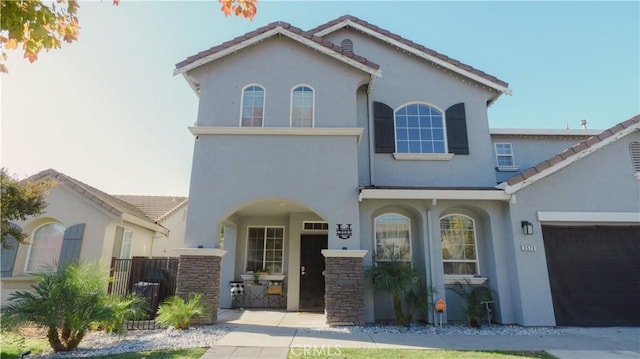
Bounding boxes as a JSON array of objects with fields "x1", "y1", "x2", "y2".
[
  {"x1": 426, "y1": 202, "x2": 438, "y2": 324},
  {"x1": 367, "y1": 75, "x2": 376, "y2": 186}
]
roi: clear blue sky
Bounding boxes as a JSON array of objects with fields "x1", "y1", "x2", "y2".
[{"x1": 2, "y1": 1, "x2": 638, "y2": 196}]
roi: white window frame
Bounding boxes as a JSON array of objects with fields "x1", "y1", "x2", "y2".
[
  {"x1": 394, "y1": 101, "x2": 448, "y2": 155},
  {"x1": 290, "y1": 84, "x2": 315, "y2": 128},
  {"x1": 244, "y1": 226, "x2": 285, "y2": 274},
  {"x1": 495, "y1": 143, "x2": 519, "y2": 171},
  {"x1": 25, "y1": 222, "x2": 65, "y2": 272},
  {"x1": 440, "y1": 214, "x2": 480, "y2": 277},
  {"x1": 302, "y1": 221, "x2": 328, "y2": 231},
  {"x1": 119, "y1": 226, "x2": 134, "y2": 259},
  {"x1": 374, "y1": 213, "x2": 412, "y2": 263},
  {"x1": 239, "y1": 83, "x2": 266, "y2": 127}
]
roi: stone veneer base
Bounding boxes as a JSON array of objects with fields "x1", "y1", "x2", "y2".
[
  {"x1": 175, "y1": 254, "x2": 222, "y2": 324},
  {"x1": 323, "y1": 252, "x2": 366, "y2": 326}
]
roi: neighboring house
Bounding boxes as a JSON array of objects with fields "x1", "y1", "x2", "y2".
[
  {"x1": 173, "y1": 15, "x2": 640, "y2": 326},
  {"x1": 0, "y1": 169, "x2": 188, "y2": 305}
]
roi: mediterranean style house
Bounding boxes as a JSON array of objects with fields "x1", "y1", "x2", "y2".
[
  {"x1": 172, "y1": 15, "x2": 639, "y2": 327},
  {"x1": 1, "y1": 169, "x2": 188, "y2": 304}
]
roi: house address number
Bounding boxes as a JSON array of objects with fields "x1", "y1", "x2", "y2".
[{"x1": 520, "y1": 245, "x2": 536, "y2": 252}]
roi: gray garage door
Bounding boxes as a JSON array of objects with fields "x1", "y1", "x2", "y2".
[{"x1": 542, "y1": 225, "x2": 640, "y2": 326}]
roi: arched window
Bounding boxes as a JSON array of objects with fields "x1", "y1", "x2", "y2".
[
  {"x1": 374, "y1": 213, "x2": 411, "y2": 262},
  {"x1": 291, "y1": 85, "x2": 314, "y2": 128},
  {"x1": 395, "y1": 103, "x2": 446, "y2": 153},
  {"x1": 240, "y1": 85, "x2": 265, "y2": 127},
  {"x1": 26, "y1": 222, "x2": 65, "y2": 272},
  {"x1": 440, "y1": 214, "x2": 478, "y2": 275}
]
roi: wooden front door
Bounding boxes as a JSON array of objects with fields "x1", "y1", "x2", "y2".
[{"x1": 299, "y1": 235, "x2": 327, "y2": 311}]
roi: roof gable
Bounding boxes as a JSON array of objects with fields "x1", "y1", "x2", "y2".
[
  {"x1": 174, "y1": 20, "x2": 381, "y2": 91},
  {"x1": 310, "y1": 15, "x2": 511, "y2": 98},
  {"x1": 26, "y1": 169, "x2": 186, "y2": 227},
  {"x1": 500, "y1": 115, "x2": 640, "y2": 194}
]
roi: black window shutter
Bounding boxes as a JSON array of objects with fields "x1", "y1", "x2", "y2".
[
  {"x1": 446, "y1": 103, "x2": 469, "y2": 155},
  {"x1": 374, "y1": 101, "x2": 395, "y2": 153}
]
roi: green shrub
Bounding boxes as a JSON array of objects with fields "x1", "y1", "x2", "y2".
[
  {"x1": 449, "y1": 280, "x2": 493, "y2": 328},
  {"x1": 97, "y1": 294, "x2": 147, "y2": 334},
  {"x1": 2, "y1": 261, "x2": 112, "y2": 352},
  {"x1": 155, "y1": 294, "x2": 207, "y2": 330}
]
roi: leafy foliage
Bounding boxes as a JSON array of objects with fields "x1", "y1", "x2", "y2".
[
  {"x1": 449, "y1": 280, "x2": 493, "y2": 328},
  {"x1": 0, "y1": 168, "x2": 53, "y2": 248},
  {"x1": 0, "y1": 0, "x2": 257, "y2": 73},
  {"x1": 365, "y1": 245, "x2": 420, "y2": 326},
  {"x1": 155, "y1": 294, "x2": 207, "y2": 330},
  {"x1": 97, "y1": 294, "x2": 146, "y2": 334},
  {"x1": 2, "y1": 261, "x2": 139, "y2": 352},
  {"x1": 405, "y1": 276, "x2": 435, "y2": 322},
  {"x1": 219, "y1": 0, "x2": 257, "y2": 20}
]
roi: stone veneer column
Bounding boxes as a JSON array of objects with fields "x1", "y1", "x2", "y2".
[
  {"x1": 175, "y1": 248, "x2": 226, "y2": 324},
  {"x1": 321, "y1": 250, "x2": 368, "y2": 326}
]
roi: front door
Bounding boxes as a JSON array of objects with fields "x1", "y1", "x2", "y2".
[{"x1": 299, "y1": 235, "x2": 327, "y2": 311}]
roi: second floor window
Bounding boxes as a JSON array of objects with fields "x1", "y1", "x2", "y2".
[
  {"x1": 240, "y1": 85, "x2": 265, "y2": 127},
  {"x1": 291, "y1": 85, "x2": 314, "y2": 127},
  {"x1": 495, "y1": 143, "x2": 515, "y2": 167},
  {"x1": 395, "y1": 103, "x2": 446, "y2": 154}
]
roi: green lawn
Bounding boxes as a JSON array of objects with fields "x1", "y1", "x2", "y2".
[
  {"x1": 287, "y1": 348, "x2": 557, "y2": 359},
  {"x1": 95, "y1": 348, "x2": 208, "y2": 358},
  {"x1": 0, "y1": 332, "x2": 50, "y2": 359}
]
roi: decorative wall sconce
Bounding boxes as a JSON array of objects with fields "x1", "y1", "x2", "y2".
[
  {"x1": 336, "y1": 224, "x2": 352, "y2": 239},
  {"x1": 521, "y1": 221, "x2": 534, "y2": 235}
]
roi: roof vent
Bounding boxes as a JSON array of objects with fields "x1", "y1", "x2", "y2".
[
  {"x1": 341, "y1": 39, "x2": 353, "y2": 53},
  {"x1": 630, "y1": 142, "x2": 640, "y2": 176}
]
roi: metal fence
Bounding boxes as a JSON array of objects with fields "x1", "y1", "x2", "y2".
[{"x1": 108, "y1": 256, "x2": 179, "y2": 330}]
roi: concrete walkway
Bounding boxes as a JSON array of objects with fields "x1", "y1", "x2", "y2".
[{"x1": 203, "y1": 309, "x2": 640, "y2": 359}]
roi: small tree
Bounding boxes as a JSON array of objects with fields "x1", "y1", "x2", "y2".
[
  {"x1": 449, "y1": 279, "x2": 493, "y2": 328},
  {"x1": 2, "y1": 261, "x2": 138, "y2": 351},
  {"x1": 365, "y1": 245, "x2": 419, "y2": 326},
  {"x1": 0, "y1": 168, "x2": 53, "y2": 248}
]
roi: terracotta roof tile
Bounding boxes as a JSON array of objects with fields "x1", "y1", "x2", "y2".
[
  {"x1": 175, "y1": 19, "x2": 380, "y2": 73},
  {"x1": 506, "y1": 114, "x2": 640, "y2": 186},
  {"x1": 308, "y1": 15, "x2": 509, "y2": 89}
]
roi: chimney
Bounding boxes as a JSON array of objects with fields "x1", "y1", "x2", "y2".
[{"x1": 580, "y1": 119, "x2": 587, "y2": 130}]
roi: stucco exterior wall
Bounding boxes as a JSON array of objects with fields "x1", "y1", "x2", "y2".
[
  {"x1": 190, "y1": 36, "x2": 369, "y2": 128},
  {"x1": 151, "y1": 206, "x2": 187, "y2": 257},
  {"x1": 185, "y1": 134, "x2": 361, "y2": 251},
  {"x1": 506, "y1": 132, "x2": 640, "y2": 326},
  {"x1": 324, "y1": 29, "x2": 499, "y2": 187}
]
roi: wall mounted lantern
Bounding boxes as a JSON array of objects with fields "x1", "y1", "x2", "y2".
[{"x1": 521, "y1": 221, "x2": 534, "y2": 235}]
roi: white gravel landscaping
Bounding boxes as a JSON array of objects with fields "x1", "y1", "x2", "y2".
[{"x1": 34, "y1": 323, "x2": 564, "y2": 357}]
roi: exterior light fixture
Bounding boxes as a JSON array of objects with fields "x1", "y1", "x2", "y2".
[{"x1": 521, "y1": 221, "x2": 534, "y2": 235}]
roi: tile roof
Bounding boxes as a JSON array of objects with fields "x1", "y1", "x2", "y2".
[
  {"x1": 308, "y1": 15, "x2": 509, "y2": 91},
  {"x1": 175, "y1": 20, "x2": 380, "y2": 74},
  {"x1": 113, "y1": 195, "x2": 188, "y2": 222},
  {"x1": 25, "y1": 169, "x2": 186, "y2": 225},
  {"x1": 504, "y1": 114, "x2": 640, "y2": 187}
]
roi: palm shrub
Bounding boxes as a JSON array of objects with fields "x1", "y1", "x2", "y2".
[
  {"x1": 405, "y1": 276, "x2": 435, "y2": 322},
  {"x1": 449, "y1": 279, "x2": 493, "y2": 328},
  {"x1": 97, "y1": 294, "x2": 147, "y2": 334},
  {"x1": 2, "y1": 261, "x2": 112, "y2": 351},
  {"x1": 155, "y1": 294, "x2": 207, "y2": 329},
  {"x1": 365, "y1": 245, "x2": 420, "y2": 326}
]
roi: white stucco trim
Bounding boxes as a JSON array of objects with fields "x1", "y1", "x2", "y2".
[
  {"x1": 175, "y1": 248, "x2": 227, "y2": 257},
  {"x1": 190, "y1": 126, "x2": 364, "y2": 143},
  {"x1": 322, "y1": 249, "x2": 368, "y2": 258},
  {"x1": 537, "y1": 211, "x2": 640, "y2": 223},
  {"x1": 359, "y1": 188, "x2": 510, "y2": 201},
  {"x1": 314, "y1": 20, "x2": 510, "y2": 95},
  {"x1": 393, "y1": 153, "x2": 454, "y2": 161},
  {"x1": 175, "y1": 27, "x2": 381, "y2": 78},
  {"x1": 490, "y1": 128, "x2": 602, "y2": 136},
  {"x1": 501, "y1": 124, "x2": 640, "y2": 195},
  {"x1": 121, "y1": 213, "x2": 169, "y2": 235}
]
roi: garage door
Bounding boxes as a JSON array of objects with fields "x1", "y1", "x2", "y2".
[{"x1": 542, "y1": 225, "x2": 640, "y2": 326}]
